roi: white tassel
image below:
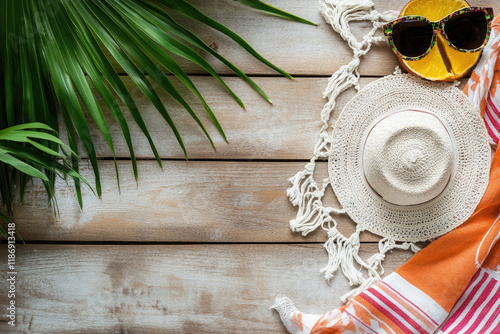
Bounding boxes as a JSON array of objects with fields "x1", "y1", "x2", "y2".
[
  {"x1": 288, "y1": 160, "x2": 345, "y2": 236},
  {"x1": 322, "y1": 234, "x2": 422, "y2": 302},
  {"x1": 367, "y1": 238, "x2": 421, "y2": 275},
  {"x1": 284, "y1": 0, "x2": 403, "y2": 304},
  {"x1": 271, "y1": 295, "x2": 301, "y2": 334},
  {"x1": 321, "y1": 228, "x2": 365, "y2": 285},
  {"x1": 287, "y1": 162, "x2": 316, "y2": 207},
  {"x1": 287, "y1": 161, "x2": 324, "y2": 236},
  {"x1": 317, "y1": 0, "x2": 397, "y2": 138},
  {"x1": 341, "y1": 276, "x2": 380, "y2": 303}
]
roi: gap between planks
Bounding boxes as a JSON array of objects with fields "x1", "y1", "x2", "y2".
[
  {"x1": 12, "y1": 160, "x2": 381, "y2": 243},
  {"x1": 106, "y1": 0, "x2": 500, "y2": 76},
  {"x1": 3, "y1": 241, "x2": 381, "y2": 245}
]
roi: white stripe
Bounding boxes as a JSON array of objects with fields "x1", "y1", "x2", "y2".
[
  {"x1": 435, "y1": 270, "x2": 488, "y2": 333},
  {"x1": 460, "y1": 282, "x2": 500, "y2": 333},
  {"x1": 487, "y1": 107, "x2": 500, "y2": 127},
  {"x1": 444, "y1": 275, "x2": 493, "y2": 333},
  {"x1": 350, "y1": 298, "x2": 398, "y2": 334},
  {"x1": 471, "y1": 296, "x2": 500, "y2": 334},
  {"x1": 488, "y1": 96, "x2": 500, "y2": 118},
  {"x1": 485, "y1": 110, "x2": 500, "y2": 136},
  {"x1": 364, "y1": 290, "x2": 420, "y2": 334},
  {"x1": 487, "y1": 96, "x2": 500, "y2": 145},
  {"x1": 484, "y1": 112, "x2": 500, "y2": 140},
  {"x1": 372, "y1": 285, "x2": 434, "y2": 333},
  {"x1": 384, "y1": 273, "x2": 447, "y2": 322},
  {"x1": 380, "y1": 281, "x2": 438, "y2": 326},
  {"x1": 486, "y1": 315, "x2": 500, "y2": 333},
  {"x1": 483, "y1": 267, "x2": 500, "y2": 280},
  {"x1": 452, "y1": 270, "x2": 487, "y2": 311},
  {"x1": 475, "y1": 213, "x2": 500, "y2": 267}
]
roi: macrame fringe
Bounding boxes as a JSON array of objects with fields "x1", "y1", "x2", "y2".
[
  {"x1": 367, "y1": 238, "x2": 421, "y2": 275},
  {"x1": 318, "y1": 0, "x2": 398, "y2": 143},
  {"x1": 288, "y1": 0, "x2": 396, "y2": 234},
  {"x1": 321, "y1": 227, "x2": 364, "y2": 285},
  {"x1": 286, "y1": 0, "x2": 401, "y2": 302},
  {"x1": 340, "y1": 276, "x2": 380, "y2": 303},
  {"x1": 337, "y1": 237, "x2": 421, "y2": 303},
  {"x1": 288, "y1": 162, "x2": 345, "y2": 236}
]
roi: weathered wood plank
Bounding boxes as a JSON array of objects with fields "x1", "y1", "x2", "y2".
[
  {"x1": 69, "y1": 75, "x2": 468, "y2": 160},
  {"x1": 67, "y1": 76, "x2": 337, "y2": 160},
  {"x1": 71, "y1": 76, "x2": 458, "y2": 160},
  {"x1": 102, "y1": 0, "x2": 500, "y2": 76},
  {"x1": 0, "y1": 244, "x2": 414, "y2": 333},
  {"x1": 13, "y1": 160, "x2": 379, "y2": 243}
]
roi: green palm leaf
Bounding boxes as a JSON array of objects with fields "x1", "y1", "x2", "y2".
[
  {"x1": 0, "y1": 123, "x2": 87, "y2": 218},
  {"x1": 0, "y1": 212, "x2": 23, "y2": 242},
  {"x1": 234, "y1": 0, "x2": 317, "y2": 25},
  {"x1": 1, "y1": 0, "x2": 314, "y2": 222},
  {"x1": 157, "y1": 0, "x2": 294, "y2": 79}
]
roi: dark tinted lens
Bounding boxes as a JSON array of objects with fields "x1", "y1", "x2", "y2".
[
  {"x1": 392, "y1": 19, "x2": 434, "y2": 57},
  {"x1": 444, "y1": 11, "x2": 488, "y2": 50}
]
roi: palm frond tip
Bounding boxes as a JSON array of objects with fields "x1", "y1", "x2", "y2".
[{"x1": 1, "y1": 0, "x2": 312, "y2": 220}]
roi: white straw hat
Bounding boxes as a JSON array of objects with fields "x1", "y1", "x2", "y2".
[
  {"x1": 329, "y1": 74, "x2": 491, "y2": 242},
  {"x1": 285, "y1": 3, "x2": 492, "y2": 303}
]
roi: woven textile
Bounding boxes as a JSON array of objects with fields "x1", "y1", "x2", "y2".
[
  {"x1": 285, "y1": 0, "x2": 491, "y2": 301},
  {"x1": 330, "y1": 74, "x2": 490, "y2": 242},
  {"x1": 273, "y1": 149, "x2": 500, "y2": 333},
  {"x1": 362, "y1": 110, "x2": 454, "y2": 206},
  {"x1": 273, "y1": 1, "x2": 500, "y2": 333}
]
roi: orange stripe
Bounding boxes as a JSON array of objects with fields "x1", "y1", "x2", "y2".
[
  {"x1": 354, "y1": 294, "x2": 403, "y2": 334},
  {"x1": 349, "y1": 300, "x2": 396, "y2": 334},
  {"x1": 310, "y1": 310, "x2": 342, "y2": 334},
  {"x1": 310, "y1": 306, "x2": 358, "y2": 334},
  {"x1": 396, "y1": 148, "x2": 500, "y2": 312},
  {"x1": 377, "y1": 283, "x2": 436, "y2": 331}
]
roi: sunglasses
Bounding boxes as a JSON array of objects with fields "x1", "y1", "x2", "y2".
[{"x1": 383, "y1": 7, "x2": 494, "y2": 61}]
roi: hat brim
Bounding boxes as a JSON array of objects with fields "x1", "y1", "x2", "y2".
[{"x1": 329, "y1": 74, "x2": 491, "y2": 242}]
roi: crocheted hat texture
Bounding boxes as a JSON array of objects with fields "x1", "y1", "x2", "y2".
[
  {"x1": 285, "y1": 0, "x2": 492, "y2": 302},
  {"x1": 330, "y1": 74, "x2": 491, "y2": 242},
  {"x1": 363, "y1": 110, "x2": 454, "y2": 206}
]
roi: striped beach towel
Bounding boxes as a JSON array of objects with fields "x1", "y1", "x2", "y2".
[
  {"x1": 273, "y1": 149, "x2": 500, "y2": 333},
  {"x1": 273, "y1": 13, "x2": 500, "y2": 334}
]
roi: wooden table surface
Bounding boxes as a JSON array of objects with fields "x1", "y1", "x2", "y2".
[{"x1": 2, "y1": 0, "x2": 499, "y2": 333}]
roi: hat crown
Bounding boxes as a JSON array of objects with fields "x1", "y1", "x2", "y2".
[{"x1": 362, "y1": 109, "x2": 454, "y2": 206}]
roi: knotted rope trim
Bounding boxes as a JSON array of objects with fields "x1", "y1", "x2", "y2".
[{"x1": 287, "y1": 0, "x2": 420, "y2": 301}]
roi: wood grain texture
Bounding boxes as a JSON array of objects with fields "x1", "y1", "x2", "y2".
[
  {"x1": 68, "y1": 76, "x2": 467, "y2": 160},
  {"x1": 66, "y1": 76, "x2": 360, "y2": 160},
  {"x1": 2, "y1": 1, "x2": 488, "y2": 332},
  {"x1": 13, "y1": 160, "x2": 380, "y2": 242},
  {"x1": 101, "y1": 0, "x2": 500, "y2": 76},
  {"x1": 0, "y1": 244, "x2": 414, "y2": 334}
]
